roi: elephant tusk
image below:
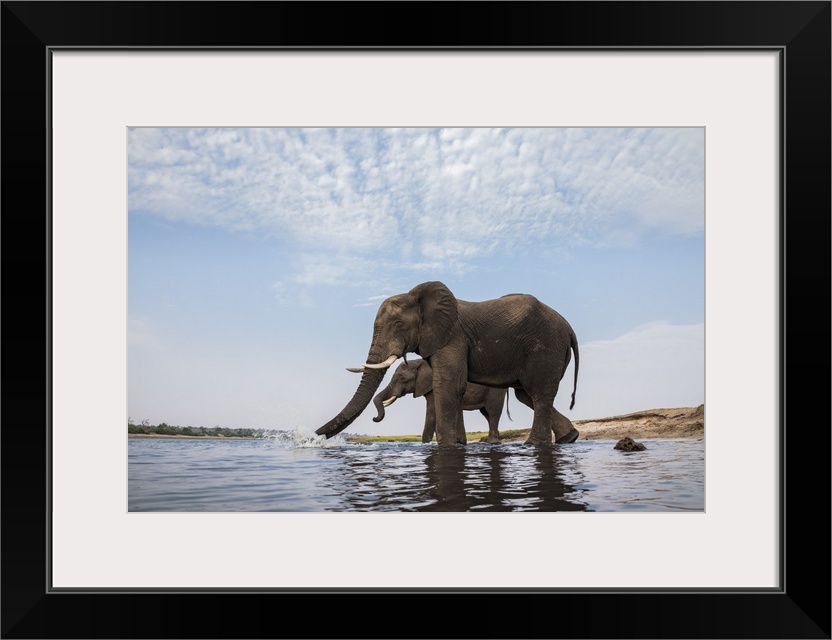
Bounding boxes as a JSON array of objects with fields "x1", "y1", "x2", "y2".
[
  {"x1": 363, "y1": 355, "x2": 399, "y2": 370},
  {"x1": 382, "y1": 396, "x2": 398, "y2": 407},
  {"x1": 347, "y1": 354, "x2": 399, "y2": 373}
]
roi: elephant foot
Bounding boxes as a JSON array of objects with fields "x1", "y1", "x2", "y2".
[
  {"x1": 525, "y1": 424, "x2": 553, "y2": 446},
  {"x1": 485, "y1": 435, "x2": 501, "y2": 444},
  {"x1": 435, "y1": 432, "x2": 467, "y2": 446},
  {"x1": 555, "y1": 428, "x2": 580, "y2": 444}
]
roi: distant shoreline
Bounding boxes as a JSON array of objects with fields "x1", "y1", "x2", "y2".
[
  {"x1": 128, "y1": 406, "x2": 704, "y2": 443},
  {"x1": 128, "y1": 434, "x2": 256, "y2": 441}
]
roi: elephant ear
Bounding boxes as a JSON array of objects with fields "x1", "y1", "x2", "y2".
[
  {"x1": 409, "y1": 281, "x2": 458, "y2": 357},
  {"x1": 413, "y1": 359, "x2": 433, "y2": 398}
]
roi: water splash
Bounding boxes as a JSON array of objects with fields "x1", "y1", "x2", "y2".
[
  {"x1": 292, "y1": 425, "x2": 347, "y2": 448},
  {"x1": 259, "y1": 425, "x2": 348, "y2": 449}
]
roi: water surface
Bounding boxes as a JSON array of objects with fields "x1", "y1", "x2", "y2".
[{"x1": 128, "y1": 432, "x2": 704, "y2": 512}]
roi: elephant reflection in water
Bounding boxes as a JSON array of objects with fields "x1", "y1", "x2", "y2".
[
  {"x1": 372, "y1": 359, "x2": 511, "y2": 443},
  {"x1": 417, "y1": 447, "x2": 587, "y2": 512}
]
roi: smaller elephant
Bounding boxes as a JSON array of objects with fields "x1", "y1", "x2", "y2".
[{"x1": 372, "y1": 359, "x2": 510, "y2": 444}]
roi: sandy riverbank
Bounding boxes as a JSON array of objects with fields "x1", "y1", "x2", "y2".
[{"x1": 497, "y1": 405, "x2": 704, "y2": 442}]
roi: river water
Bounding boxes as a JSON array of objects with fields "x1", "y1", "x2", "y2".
[{"x1": 128, "y1": 431, "x2": 704, "y2": 512}]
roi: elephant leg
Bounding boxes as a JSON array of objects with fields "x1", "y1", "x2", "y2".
[
  {"x1": 514, "y1": 387, "x2": 553, "y2": 444},
  {"x1": 515, "y1": 387, "x2": 578, "y2": 445},
  {"x1": 431, "y1": 369, "x2": 467, "y2": 446},
  {"x1": 432, "y1": 389, "x2": 466, "y2": 445},
  {"x1": 529, "y1": 401, "x2": 555, "y2": 445},
  {"x1": 455, "y1": 407, "x2": 467, "y2": 444},
  {"x1": 552, "y1": 406, "x2": 579, "y2": 444},
  {"x1": 480, "y1": 408, "x2": 501, "y2": 443},
  {"x1": 421, "y1": 393, "x2": 436, "y2": 443}
]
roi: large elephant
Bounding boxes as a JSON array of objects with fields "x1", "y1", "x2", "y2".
[
  {"x1": 316, "y1": 280, "x2": 580, "y2": 446},
  {"x1": 372, "y1": 358, "x2": 511, "y2": 444}
]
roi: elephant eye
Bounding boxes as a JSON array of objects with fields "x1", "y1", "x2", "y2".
[{"x1": 395, "y1": 320, "x2": 403, "y2": 328}]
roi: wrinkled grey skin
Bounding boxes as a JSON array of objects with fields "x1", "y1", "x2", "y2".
[
  {"x1": 372, "y1": 359, "x2": 510, "y2": 444},
  {"x1": 316, "y1": 280, "x2": 580, "y2": 446}
]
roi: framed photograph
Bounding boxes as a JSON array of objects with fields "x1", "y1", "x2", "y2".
[{"x1": 3, "y1": 2, "x2": 829, "y2": 638}]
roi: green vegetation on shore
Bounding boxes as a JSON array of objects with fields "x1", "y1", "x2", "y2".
[
  {"x1": 127, "y1": 421, "x2": 529, "y2": 443},
  {"x1": 128, "y1": 421, "x2": 272, "y2": 439}
]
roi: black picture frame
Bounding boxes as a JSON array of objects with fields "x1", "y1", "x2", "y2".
[{"x1": 2, "y1": 2, "x2": 829, "y2": 638}]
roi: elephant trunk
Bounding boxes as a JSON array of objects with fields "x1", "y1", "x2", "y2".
[
  {"x1": 316, "y1": 347, "x2": 389, "y2": 438},
  {"x1": 372, "y1": 385, "x2": 394, "y2": 423}
]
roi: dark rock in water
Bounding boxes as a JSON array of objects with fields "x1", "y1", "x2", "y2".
[{"x1": 614, "y1": 437, "x2": 646, "y2": 451}]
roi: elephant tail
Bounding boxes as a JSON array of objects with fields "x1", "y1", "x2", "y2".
[
  {"x1": 569, "y1": 330, "x2": 579, "y2": 410},
  {"x1": 505, "y1": 389, "x2": 513, "y2": 421}
]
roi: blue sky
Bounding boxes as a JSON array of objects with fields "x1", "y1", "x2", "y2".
[{"x1": 128, "y1": 127, "x2": 704, "y2": 437}]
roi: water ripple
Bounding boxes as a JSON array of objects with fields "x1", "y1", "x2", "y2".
[{"x1": 129, "y1": 436, "x2": 704, "y2": 512}]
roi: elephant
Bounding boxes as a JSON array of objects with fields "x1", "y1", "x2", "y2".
[
  {"x1": 372, "y1": 358, "x2": 511, "y2": 443},
  {"x1": 316, "y1": 280, "x2": 580, "y2": 446}
]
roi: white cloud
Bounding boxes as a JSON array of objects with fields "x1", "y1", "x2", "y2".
[
  {"x1": 352, "y1": 293, "x2": 397, "y2": 307},
  {"x1": 129, "y1": 127, "x2": 703, "y2": 286}
]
